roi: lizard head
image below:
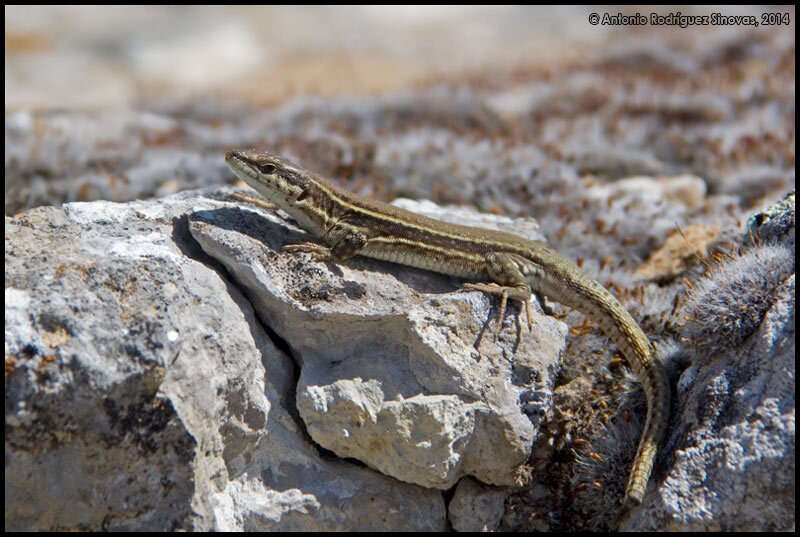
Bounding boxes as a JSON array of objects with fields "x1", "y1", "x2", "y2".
[{"x1": 225, "y1": 150, "x2": 312, "y2": 207}]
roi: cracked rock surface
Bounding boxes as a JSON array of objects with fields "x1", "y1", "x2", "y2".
[
  {"x1": 5, "y1": 189, "x2": 565, "y2": 530},
  {"x1": 189, "y1": 194, "x2": 565, "y2": 490}
]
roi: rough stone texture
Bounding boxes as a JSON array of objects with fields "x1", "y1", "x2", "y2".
[
  {"x1": 189, "y1": 196, "x2": 565, "y2": 490},
  {"x1": 621, "y1": 196, "x2": 796, "y2": 531},
  {"x1": 448, "y1": 477, "x2": 507, "y2": 532},
  {"x1": 745, "y1": 190, "x2": 795, "y2": 248},
  {"x1": 7, "y1": 190, "x2": 795, "y2": 531},
  {"x1": 623, "y1": 274, "x2": 794, "y2": 531},
  {"x1": 5, "y1": 192, "x2": 448, "y2": 531},
  {"x1": 498, "y1": 191, "x2": 796, "y2": 532}
]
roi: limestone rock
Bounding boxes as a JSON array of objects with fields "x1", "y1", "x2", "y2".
[
  {"x1": 190, "y1": 196, "x2": 566, "y2": 489},
  {"x1": 5, "y1": 191, "x2": 448, "y2": 531}
]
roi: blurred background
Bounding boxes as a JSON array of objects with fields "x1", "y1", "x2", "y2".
[
  {"x1": 6, "y1": 5, "x2": 642, "y2": 109},
  {"x1": 5, "y1": 5, "x2": 795, "y2": 257},
  {"x1": 6, "y1": 6, "x2": 794, "y2": 214}
]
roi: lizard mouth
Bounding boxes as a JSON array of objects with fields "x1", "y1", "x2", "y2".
[
  {"x1": 225, "y1": 150, "x2": 250, "y2": 165},
  {"x1": 225, "y1": 151, "x2": 260, "y2": 176}
]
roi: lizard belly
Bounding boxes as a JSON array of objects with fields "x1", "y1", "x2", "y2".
[{"x1": 360, "y1": 241, "x2": 486, "y2": 280}]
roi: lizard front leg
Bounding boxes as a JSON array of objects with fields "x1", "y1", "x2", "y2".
[
  {"x1": 232, "y1": 191, "x2": 368, "y2": 262},
  {"x1": 282, "y1": 221, "x2": 368, "y2": 262}
]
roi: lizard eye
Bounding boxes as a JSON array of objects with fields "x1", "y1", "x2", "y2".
[{"x1": 258, "y1": 163, "x2": 276, "y2": 174}]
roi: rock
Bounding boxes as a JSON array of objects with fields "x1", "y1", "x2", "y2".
[
  {"x1": 624, "y1": 275, "x2": 794, "y2": 531},
  {"x1": 190, "y1": 196, "x2": 566, "y2": 489},
  {"x1": 448, "y1": 477, "x2": 507, "y2": 532},
  {"x1": 622, "y1": 194, "x2": 796, "y2": 531},
  {"x1": 5, "y1": 191, "x2": 448, "y2": 531},
  {"x1": 633, "y1": 224, "x2": 719, "y2": 282},
  {"x1": 584, "y1": 174, "x2": 707, "y2": 208},
  {"x1": 5, "y1": 189, "x2": 566, "y2": 530},
  {"x1": 745, "y1": 190, "x2": 795, "y2": 248}
]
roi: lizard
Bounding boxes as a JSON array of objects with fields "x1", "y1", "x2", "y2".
[{"x1": 225, "y1": 149, "x2": 670, "y2": 507}]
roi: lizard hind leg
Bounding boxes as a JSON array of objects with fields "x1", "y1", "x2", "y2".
[
  {"x1": 464, "y1": 251, "x2": 534, "y2": 339},
  {"x1": 463, "y1": 281, "x2": 533, "y2": 339}
]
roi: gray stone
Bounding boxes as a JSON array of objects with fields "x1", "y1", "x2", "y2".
[
  {"x1": 745, "y1": 190, "x2": 795, "y2": 248},
  {"x1": 622, "y1": 274, "x2": 795, "y2": 531},
  {"x1": 5, "y1": 191, "x2": 447, "y2": 531},
  {"x1": 190, "y1": 196, "x2": 565, "y2": 489},
  {"x1": 448, "y1": 477, "x2": 507, "y2": 532}
]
